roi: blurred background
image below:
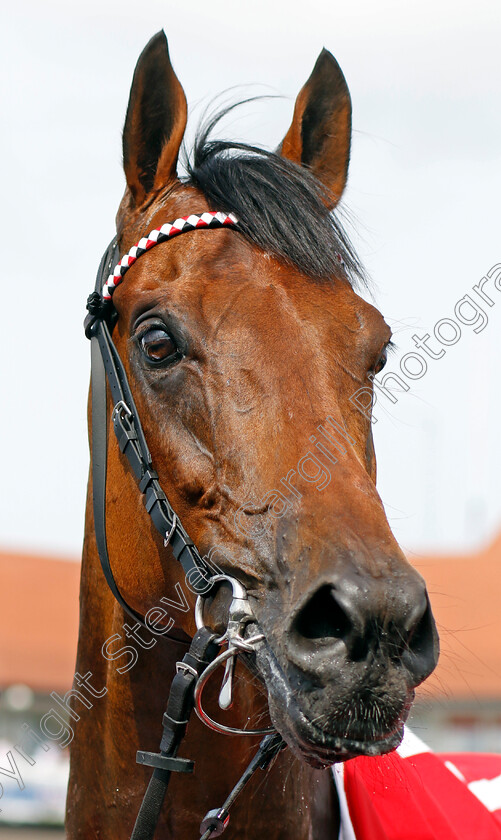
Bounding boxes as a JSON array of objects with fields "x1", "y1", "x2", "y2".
[{"x1": 1, "y1": 0, "x2": 500, "y2": 832}]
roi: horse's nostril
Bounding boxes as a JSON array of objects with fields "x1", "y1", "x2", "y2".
[
  {"x1": 402, "y1": 595, "x2": 439, "y2": 684},
  {"x1": 405, "y1": 597, "x2": 430, "y2": 651},
  {"x1": 289, "y1": 577, "x2": 439, "y2": 686},
  {"x1": 293, "y1": 585, "x2": 352, "y2": 642}
]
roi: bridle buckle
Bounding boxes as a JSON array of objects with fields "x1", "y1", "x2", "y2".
[
  {"x1": 112, "y1": 399, "x2": 132, "y2": 421},
  {"x1": 175, "y1": 660, "x2": 198, "y2": 679}
]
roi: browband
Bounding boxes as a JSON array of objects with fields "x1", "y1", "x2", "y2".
[{"x1": 102, "y1": 211, "x2": 238, "y2": 301}]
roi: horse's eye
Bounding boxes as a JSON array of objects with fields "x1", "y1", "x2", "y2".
[
  {"x1": 374, "y1": 350, "x2": 387, "y2": 374},
  {"x1": 140, "y1": 328, "x2": 178, "y2": 363}
]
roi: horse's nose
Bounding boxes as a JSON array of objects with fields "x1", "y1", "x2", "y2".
[{"x1": 289, "y1": 568, "x2": 438, "y2": 686}]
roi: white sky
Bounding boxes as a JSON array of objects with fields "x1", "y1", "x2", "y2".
[{"x1": 1, "y1": 0, "x2": 500, "y2": 559}]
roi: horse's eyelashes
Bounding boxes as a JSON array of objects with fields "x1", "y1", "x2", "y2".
[
  {"x1": 373, "y1": 339, "x2": 394, "y2": 375},
  {"x1": 140, "y1": 327, "x2": 179, "y2": 364},
  {"x1": 374, "y1": 350, "x2": 388, "y2": 375}
]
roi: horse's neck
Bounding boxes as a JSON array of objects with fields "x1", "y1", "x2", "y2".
[{"x1": 67, "y1": 539, "x2": 339, "y2": 839}]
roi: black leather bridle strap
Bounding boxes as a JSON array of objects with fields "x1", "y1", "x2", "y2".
[
  {"x1": 89, "y1": 329, "x2": 147, "y2": 625},
  {"x1": 86, "y1": 239, "x2": 210, "y2": 640},
  {"x1": 131, "y1": 627, "x2": 219, "y2": 840},
  {"x1": 92, "y1": 318, "x2": 207, "y2": 580}
]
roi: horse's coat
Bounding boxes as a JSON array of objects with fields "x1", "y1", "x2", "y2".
[{"x1": 68, "y1": 31, "x2": 439, "y2": 839}]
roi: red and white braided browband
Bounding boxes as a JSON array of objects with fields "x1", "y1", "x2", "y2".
[
  {"x1": 103, "y1": 211, "x2": 238, "y2": 301},
  {"x1": 102, "y1": 209, "x2": 347, "y2": 302}
]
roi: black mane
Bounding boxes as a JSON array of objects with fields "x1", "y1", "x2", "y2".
[{"x1": 184, "y1": 107, "x2": 365, "y2": 285}]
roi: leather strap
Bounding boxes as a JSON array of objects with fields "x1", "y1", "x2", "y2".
[
  {"x1": 131, "y1": 627, "x2": 219, "y2": 840},
  {"x1": 86, "y1": 239, "x2": 210, "y2": 643}
]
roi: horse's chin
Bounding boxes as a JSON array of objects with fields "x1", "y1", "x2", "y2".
[{"x1": 268, "y1": 696, "x2": 406, "y2": 768}]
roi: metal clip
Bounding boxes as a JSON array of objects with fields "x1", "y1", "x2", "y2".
[
  {"x1": 218, "y1": 655, "x2": 236, "y2": 710},
  {"x1": 195, "y1": 575, "x2": 256, "y2": 709},
  {"x1": 164, "y1": 513, "x2": 177, "y2": 547},
  {"x1": 218, "y1": 592, "x2": 256, "y2": 709},
  {"x1": 193, "y1": 575, "x2": 270, "y2": 735},
  {"x1": 195, "y1": 575, "x2": 253, "y2": 642}
]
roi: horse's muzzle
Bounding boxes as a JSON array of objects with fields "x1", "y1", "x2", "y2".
[
  {"x1": 287, "y1": 568, "x2": 439, "y2": 689},
  {"x1": 251, "y1": 560, "x2": 439, "y2": 765}
]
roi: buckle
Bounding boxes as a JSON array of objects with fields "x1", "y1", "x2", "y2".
[
  {"x1": 112, "y1": 400, "x2": 132, "y2": 421},
  {"x1": 175, "y1": 660, "x2": 198, "y2": 679}
]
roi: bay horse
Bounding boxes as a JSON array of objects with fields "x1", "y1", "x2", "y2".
[{"x1": 67, "y1": 32, "x2": 439, "y2": 839}]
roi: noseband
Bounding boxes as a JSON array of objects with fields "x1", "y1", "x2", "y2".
[{"x1": 84, "y1": 212, "x2": 283, "y2": 840}]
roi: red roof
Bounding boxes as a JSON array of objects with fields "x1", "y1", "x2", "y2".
[
  {"x1": 0, "y1": 550, "x2": 80, "y2": 692},
  {"x1": 413, "y1": 532, "x2": 501, "y2": 699}
]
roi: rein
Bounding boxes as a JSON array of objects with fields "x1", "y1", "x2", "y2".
[{"x1": 84, "y1": 213, "x2": 284, "y2": 839}]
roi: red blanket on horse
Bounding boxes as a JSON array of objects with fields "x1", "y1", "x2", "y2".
[{"x1": 333, "y1": 729, "x2": 501, "y2": 839}]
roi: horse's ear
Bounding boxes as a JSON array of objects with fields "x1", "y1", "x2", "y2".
[
  {"x1": 279, "y1": 49, "x2": 351, "y2": 209},
  {"x1": 122, "y1": 32, "x2": 187, "y2": 207}
]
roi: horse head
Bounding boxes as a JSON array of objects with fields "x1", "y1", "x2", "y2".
[{"x1": 100, "y1": 31, "x2": 439, "y2": 770}]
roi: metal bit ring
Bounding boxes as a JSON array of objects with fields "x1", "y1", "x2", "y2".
[{"x1": 194, "y1": 642, "x2": 275, "y2": 736}]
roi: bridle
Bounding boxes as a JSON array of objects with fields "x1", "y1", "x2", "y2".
[
  {"x1": 84, "y1": 212, "x2": 240, "y2": 638},
  {"x1": 84, "y1": 212, "x2": 284, "y2": 840}
]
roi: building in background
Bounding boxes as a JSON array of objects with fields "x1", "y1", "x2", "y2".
[
  {"x1": 412, "y1": 533, "x2": 501, "y2": 752},
  {"x1": 0, "y1": 552, "x2": 79, "y2": 825},
  {"x1": 0, "y1": 538, "x2": 500, "y2": 824}
]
